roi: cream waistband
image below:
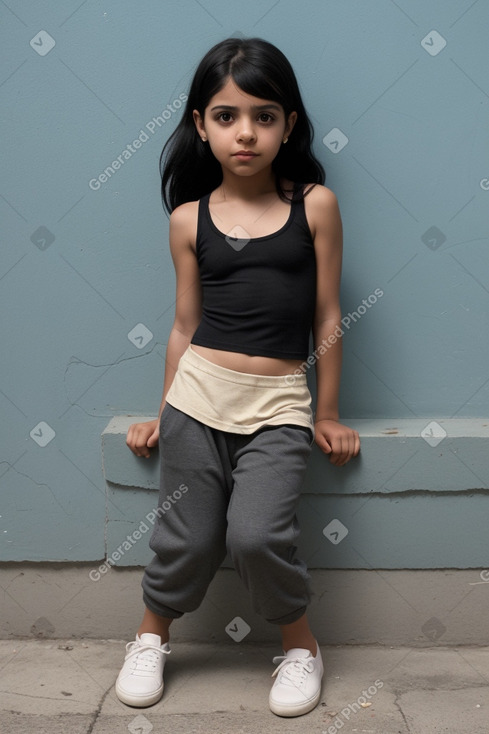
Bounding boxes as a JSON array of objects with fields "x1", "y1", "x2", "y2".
[{"x1": 164, "y1": 346, "x2": 314, "y2": 437}]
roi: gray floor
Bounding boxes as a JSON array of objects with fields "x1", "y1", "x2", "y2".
[{"x1": 1, "y1": 639, "x2": 488, "y2": 733}]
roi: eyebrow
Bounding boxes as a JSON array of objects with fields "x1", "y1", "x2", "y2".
[{"x1": 210, "y1": 104, "x2": 282, "y2": 112}]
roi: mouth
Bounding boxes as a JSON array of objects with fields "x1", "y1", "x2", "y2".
[{"x1": 233, "y1": 151, "x2": 258, "y2": 158}]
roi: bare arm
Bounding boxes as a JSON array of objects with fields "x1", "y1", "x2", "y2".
[
  {"x1": 156, "y1": 203, "x2": 202, "y2": 416},
  {"x1": 306, "y1": 186, "x2": 360, "y2": 466},
  {"x1": 127, "y1": 202, "x2": 202, "y2": 457}
]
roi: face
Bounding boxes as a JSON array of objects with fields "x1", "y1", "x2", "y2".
[{"x1": 193, "y1": 77, "x2": 297, "y2": 177}]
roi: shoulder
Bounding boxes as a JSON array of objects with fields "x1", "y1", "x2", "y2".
[
  {"x1": 169, "y1": 200, "x2": 200, "y2": 252},
  {"x1": 302, "y1": 183, "x2": 339, "y2": 214},
  {"x1": 303, "y1": 183, "x2": 338, "y2": 204},
  {"x1": 301, "y1": 184, "x2": 341, "y2": 240},
  {"x1": 170, "y1": 199, "x2": 200, "y2": 229}
]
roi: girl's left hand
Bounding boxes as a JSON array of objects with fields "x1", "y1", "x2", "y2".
[{"x1": 314, "y1": 419, "x2": 360, "y2": 466}]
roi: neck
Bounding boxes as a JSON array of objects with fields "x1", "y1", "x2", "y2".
[{"x1": 217, "y1": 167, "x2": 278, "y2": 201}]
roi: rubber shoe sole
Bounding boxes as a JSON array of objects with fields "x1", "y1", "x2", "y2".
[
  {"x1": 115, "y1": 680, "x2": 164, "y2": 708},
  {"x1": 269, "y1": 687, "x2": 321, "y2": 717}
]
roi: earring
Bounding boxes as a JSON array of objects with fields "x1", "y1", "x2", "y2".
[
  {"x1": 283, "y1": 137, "x2": 288, "y2": 144},
  {"x1": 201, "y1": 136, "x2": 207, "y2": 142}
]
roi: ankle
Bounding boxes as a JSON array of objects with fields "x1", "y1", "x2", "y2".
[
  {"x1": 137, "y1": 626, "x2": 170, "y2": 644},
  {"x1": 138, "y1": 608, "x2": 172, "y2": 643},
  {"x1": 279, "y1": 613, "x2": 317, "y2": 657},
  {"x1": 282, "y1": 637, "x2": 317, "y2": 657}
]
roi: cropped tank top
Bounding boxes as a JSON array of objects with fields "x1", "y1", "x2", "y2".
[{"x1": 190, "y1": 185, "x2": 317, "y2": 360}]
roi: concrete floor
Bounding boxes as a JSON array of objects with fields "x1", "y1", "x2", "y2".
[{"x1": 1, "y1": 639, "x2": 488, "y2": 733}]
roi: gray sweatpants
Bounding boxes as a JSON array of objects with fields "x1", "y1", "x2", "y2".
[{"x1": 142, "y1": 404, "x2": 313, "y2": 625}]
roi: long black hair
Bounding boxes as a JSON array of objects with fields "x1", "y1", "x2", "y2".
[{"x1": 160, "y1": 37, "x2": 325, "y2": 214}]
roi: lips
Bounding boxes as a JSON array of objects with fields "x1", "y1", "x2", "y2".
[{"x1": 233, "y1": 151, "x2": 257, "y2": 157}]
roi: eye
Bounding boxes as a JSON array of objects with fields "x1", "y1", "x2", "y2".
[
  {"x1": 258, "y1": 113, "x2": 274, "y2": 123},
  {"x1": 217, "y1": 112, "x2": 233, "y2": 123}
]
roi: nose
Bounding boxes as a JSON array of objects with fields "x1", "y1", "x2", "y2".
[{"x1": 236, "y1": 118, "x2": 256, "y2": 143}]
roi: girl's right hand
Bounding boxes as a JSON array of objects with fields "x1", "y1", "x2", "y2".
[{"x1": 126, "y1": 419, "x2": 159, "y2": 458}]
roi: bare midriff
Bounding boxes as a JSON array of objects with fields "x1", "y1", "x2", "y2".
[{"x1": 191, "y1": 345, "x2": 303, "y2": 377}]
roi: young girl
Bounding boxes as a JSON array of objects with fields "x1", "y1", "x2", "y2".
[{"x1": 115, "y1": 37, "x2": 360, "y2": 718}]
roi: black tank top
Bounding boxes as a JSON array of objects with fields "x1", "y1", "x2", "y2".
[{"x1": 191, "y1": 186, "x2": 317, "y2": 360}]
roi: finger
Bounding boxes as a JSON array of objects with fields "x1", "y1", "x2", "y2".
[
  {"x1": 354, "y1": 431, "x2": 361, "y2": 456},
  {"x1": 334, "y1": 431, "x2": 360, "y2": 465},
  {"x1": 136, "y1": 433, "x2": 151, "y2": 458},
  {"x1": 328, "y1": 435, "x2": 344, "y2": 465},
  {"x1": 341, "y1": 434, "x2": 355, "y2": 465},
  {"x1": 126, "y1": 426, "x2": 140, "y2": 455},
  {"x1": 338, "y1": 435, "x2": 355, "y2": 466},
  {"x1": 331, "y1": 435, "x2": 353, "y2": 466},
  {"x1": 143, "y1": 436, "x2": 158, "y2": 457},
  {"x1": 132, "y1": 427, "x2": 151, "y2": 457},
  {"x1": 317, "y1": 435, "x2": 332, "y2": 454},
  {"x1": 346, "y1": 430, "x2": 361, "y2": 461},
  {"x1": 147, "y1": 428, "x2": 159, "y2": 448},
  {"x1": 329, "y1": 453, "x2": 342, "y2": 466}
]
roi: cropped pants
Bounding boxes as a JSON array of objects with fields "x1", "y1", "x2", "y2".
[{"x1": 142, "y1": 403, "x2": 314, "y2": 625}]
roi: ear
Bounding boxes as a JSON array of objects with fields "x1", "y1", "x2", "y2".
[
  {"x1": 193, "y1": 109, "x2": 206, "y2": 140},
  {"x1": 284, "y1": 110, "x2": 297, "y2": 139}
]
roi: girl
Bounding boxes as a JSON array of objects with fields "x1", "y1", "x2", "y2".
[{"x1": 115, "y1": 37, "x2": 360, "y2": 718}]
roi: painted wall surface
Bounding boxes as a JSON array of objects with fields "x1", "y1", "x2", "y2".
[{"x1": 1, "y1": 1, "x2": 488, "y2": 562}]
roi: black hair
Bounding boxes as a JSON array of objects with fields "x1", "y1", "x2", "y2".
[{"x1": 160, "y1": 37, "x2": 325, "y2": 214}]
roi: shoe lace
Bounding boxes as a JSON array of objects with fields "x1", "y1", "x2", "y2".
[
  {"x1": 125, "y1": 641, "x2": 170, "y2": 674},
  {"x1": 271, "y1": 654, "x2": 314, "y2": 687}
]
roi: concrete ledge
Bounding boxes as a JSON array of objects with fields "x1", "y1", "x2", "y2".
[
  {"x1": 102, "y1": 416, "x2": 489, "y2": 492},
  {"x1": 102, "y1": 417, "x2": 489, "y2": 569},
  {"x1": 102, "y1": 416, "x2": 160, "y2": 490}
]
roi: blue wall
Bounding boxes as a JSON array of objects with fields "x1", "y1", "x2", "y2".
[{"x1": 1, "y1": 1, "x2": 488, "y2": 562}]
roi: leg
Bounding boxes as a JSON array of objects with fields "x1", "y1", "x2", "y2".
[
  {"x1": 117, "y1": 407, "x2": 233, "y2": 708},
  {"x1": 226, "y1": 424, "x2": 313, "y2": 627},
  {"x1": 280, "y1": 612, "x2": 317, "y2": 656},
  {"x1": 142, "y1": 405, "x2": 232, "y2": 619},
  {"x1": 138, "y1": 607, "x2": 173, "y2": 643},
  {"x1": 270, "y1": 612, "x2": 324, "y2": 717},
  {"x1": 225, "y1": 425, "x2": 322, "y2": 717}
]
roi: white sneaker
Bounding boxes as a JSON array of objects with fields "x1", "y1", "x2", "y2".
[
  {"x1": 115, "y1": 632, "x2": 170, "y2": 707},
  {"x1": 269, "y1": 644, "x2": 323, "y2": 717}
]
